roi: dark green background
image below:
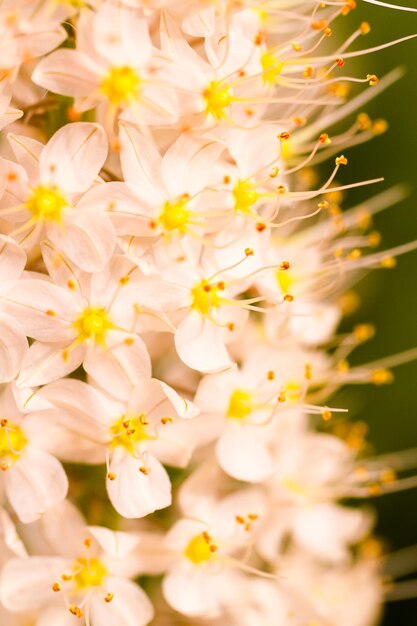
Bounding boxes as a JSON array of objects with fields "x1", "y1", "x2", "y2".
[{"x1": 334, "y1": 2, "x2": 417, "y2": 624}]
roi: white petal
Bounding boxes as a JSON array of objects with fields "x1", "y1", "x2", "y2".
[
  {"x1": 163, "y1": 563, "x2": 230, "y2": 617},
  {"x1": 216, "y1": 426, "x2": 273, "y2": 483},
  {"x1": 87, "y1": 526, "x2": 139, "y2": 560},
  {"x1": 40, "y1": 122, "x2": 108, "y2": 194},
  {"x1": 161, "y1": 134, "x2": 224, "y2": 198},
  {"x1": 6, "y1": 448, "x2": 68, "y2": 523},
  {"x1": 0, "y1": 556, "x2": 67, "y2": 611},
  {"x1": 89, "y1": 577, "x2": 153, "y2": 626},
  {"x1": 93, "y1": 4, "x2": 151, "y2": 66},
  {"x1": 0, "y1": 314, "x2": 28, "y2": 383},
  {"x1": 49, "y1": 208, "x2": 115, "y2": 272},
  {"x1": 84, "y1": 336, "x2": 151, "y2": 400},
  {"x1": 2, "y1": 279, "x2": 78, "y2": 342},
  {"x1": 0, "y1": 234, "x2": 26, "y2": 294},
  {"x1": 119, "y1": 123, "x2": 164, "y2": 203},
  {"x1": 17, "y1": 340, "x2": 85, "y2": 387},
  {"x1": 32, "y1": 49, "x2": 100, "y2": 98},
  {"x1": 175, "y1": 313, "x2": 232, "y2": 373},
  {"x1": 7, "y1": 134, "x2": 43, "y2": 183},
  {"x1": 107, "y1": 451, "x2": 171, "y2": 519},
  {"x1": 293, "y1": 503, "x2": 371, "y2": 563}
]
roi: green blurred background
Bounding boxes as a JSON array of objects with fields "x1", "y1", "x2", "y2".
[{"x1": 334, "y1": 2, "x2": 417, "y2": 623}]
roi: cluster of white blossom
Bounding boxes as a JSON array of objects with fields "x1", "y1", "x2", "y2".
[{"x1": 0, "y1": 0, "x2": 415, "y2": 624}]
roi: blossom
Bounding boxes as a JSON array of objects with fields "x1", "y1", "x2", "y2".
[
  {"x1": 37, "y1": 375, "x2": 199, "y2": 518},
  {"x1": 0, "y1": 122, "x2": 113, "y2": 271}
]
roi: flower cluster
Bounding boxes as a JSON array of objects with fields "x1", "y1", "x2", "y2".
[{"x1": 0, "y1": 0, "x2": 415, "y2": 625}]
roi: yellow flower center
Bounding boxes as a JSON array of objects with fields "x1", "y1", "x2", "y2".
[
  {"x1": 0, "y1": 421, "x2": 26, "y2": 463},
  {"x1": 100, "y1": 66, "x2": 141, "y2": 106},
  {"x1": 184, "y1": 533, "x2": 215, "y2": 564},
  {"x1": 72, "y1": 557, "x2": 107, "y2": 590},
  {"x1": 227, "y1": 388, "x2": 253, "y2": 420},
  {"x1": 73, "y1": 307, "x2": 113, "y2": 345},
  {"x1": 191, "y1": 280, "x2": 221, "y2": 316},
  {"x1": 233, "y1": 180, "x2": 259, "y2": 213},
  {"x1": 260, "y1": 51, "x2": 283, "y2": 84},
  {"x1": 203, "y1": 81, "x2": 232, "y2": 119},
  {"x1": 110, "y1": 414, "x2": 154, "y2": 455},
  {"x1": 26, "y1": 185, "x2": 68, "y2": 223},
  {"x1": 159, "y1": 199, "x2": 190, "y2": 233}
]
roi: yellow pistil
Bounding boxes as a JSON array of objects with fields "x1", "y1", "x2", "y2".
[
  {"x1": 26, "y1": 185, "x2": 68, "y2": 223},
  {"x1": 185, "y1": 533, "x2": 216, "y2": 564},
  {"x1": 203, "y1": 81, "x2": 232, "y2": 119},
  {"x1": 191, "y1": 280, "x2": 221, "y2": 316},
  {"x1": 276, "y1": 268, "x2": 295, "y2": 296},
  {"x1": 0, "y1": 421, "x2": 26, "y2": 464},
  {"x1": 227, "y1": 389, "x2": 253, "y2": 420},
  {"x1": 260, "y1": 50, "x2": 284, "y2": 84},
  {"x1": 73, "y1": 307, "x2": 113, "y2": 346},
  {"x1": 100, "y1": 66, "x2": 141, "y2": 106},
  {"x1": 159, "y1": 198, "x2": 190, "y2": 233},
  {"x1": 110, "y1": 414, "x2": 154, "y2": 455},
  {"x1": 72, "y1": 557, "x2": 107, "y2": 590},
  {"x1": 233, "y1": 180, "x2": 259, "y2": 214}
]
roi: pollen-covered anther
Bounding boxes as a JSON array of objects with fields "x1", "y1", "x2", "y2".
[
  {"x1": 357, "y1": 113, "x2": 372, "y2": 131},
  {"x1": 104, "y1": 593, "x2": 114, "y2": 603},
  {"x1": 311, "y1": 19, "x2": 327, "y2": 30},
  {"x1": 368, "y1": 231, "x2": 381, "y2": 247},
  {"x1": 161, "y1": 416, "x2": 173, "y2": 425},
  {"x1": 360, "y1": 22, "x2": 371, "y2": 35},
  {"x1": 139, "y1": 465, "x2": 150, "y2": 475},
  {"x1": 244, "y1": 247, "x2": 254, "y2": 257},
  {"x1": 256, "y1": 222, "x2": 266, "y2": 232},
  {"x1": 277, "y1": 185, "x2": 286, "y2": 194},
  {"x1": 321, "y1": 409, "x2": 332, "y2": 421},
  {"x1": 347, "y1": 248, "x2": 362, "y2": 261},
  {"x1": 283, "y1": 294, "x2": 294, "y2": 302},
  {"x1": 226, "y1": 322, "x2": 235, "y2": 332},
  {"x1": 372, "y1": 119, "x2": 388, "y2": 135},
  {"x1": 353, "y1": 324, "x2": 375, "y2": 343},
  {"x1": 69, "y1": 605, "x2": 83, "y2": 619},
  {"x1": 370, "y1": 369, "x2": 394, "y2": 385},
  {"x1": 0, "y1": 419, "x2": 7, "y2": 427},
  {"x1": 381, "y1": 468, "x2": 396, "y2": 483},
  {"x1": 46, "y1": 309, "x2": 56, "y2": 317},
  {"x1": 318, "y1": 201, "x2": 330, "y2": 210},
  {"x1": 335, "y1": 155, "x2": 348, "y2": 166},
  {"x1": 324, "y1": 27, "x2": 332, "y2": 37},
  {"x1": 336, "y1": 58, "x2": 345, "y2": 68},
  {"x1": 52, "y1": 582, "x2": 61, "y2": 592},
  {"x1": 278, "y1": 389, "x2": 286, "y2": 403},
  {"x1": 292, "y1": 42, "x2": 302, "y2": 52},
  {"x1": 139, "y1": 413, "x2": 149, "y2": 425},
  {"x1": 367, "y1": 74, "x2": 379, "y2": 86},
  {"x1": 84, "y1": 538, "x2": 92, "y2": 549},
  {"x1": 319, "y1": 133, "x2": 331, "y2": 144},
  {"x1": 269, "y1": 166, "x2": 279, "y2": 178},
  {"x1": 380, "y1": 256, "x2": 397, "y2": 268},
  {"x1": 280, "y1": 261, "x2": 290, "y2": 271},
  {"x1": 278, "y1": 131, "x2": 290, "y2": 142},
  {"x1": 0, "y1": 462, "x2": 9, "y2": 471},
  {"x1": 107, "y1": 472, "x2": 116, "y2": 481},
  {"x1": 267, "y1": 370, "x2": 275, "y2": 380},
  {"x1": 217, "y1": 281, "x2": 226, "y2": 290},
  {"x1": 304, "y1": 363, "x2": 313, "y2": 380}
]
